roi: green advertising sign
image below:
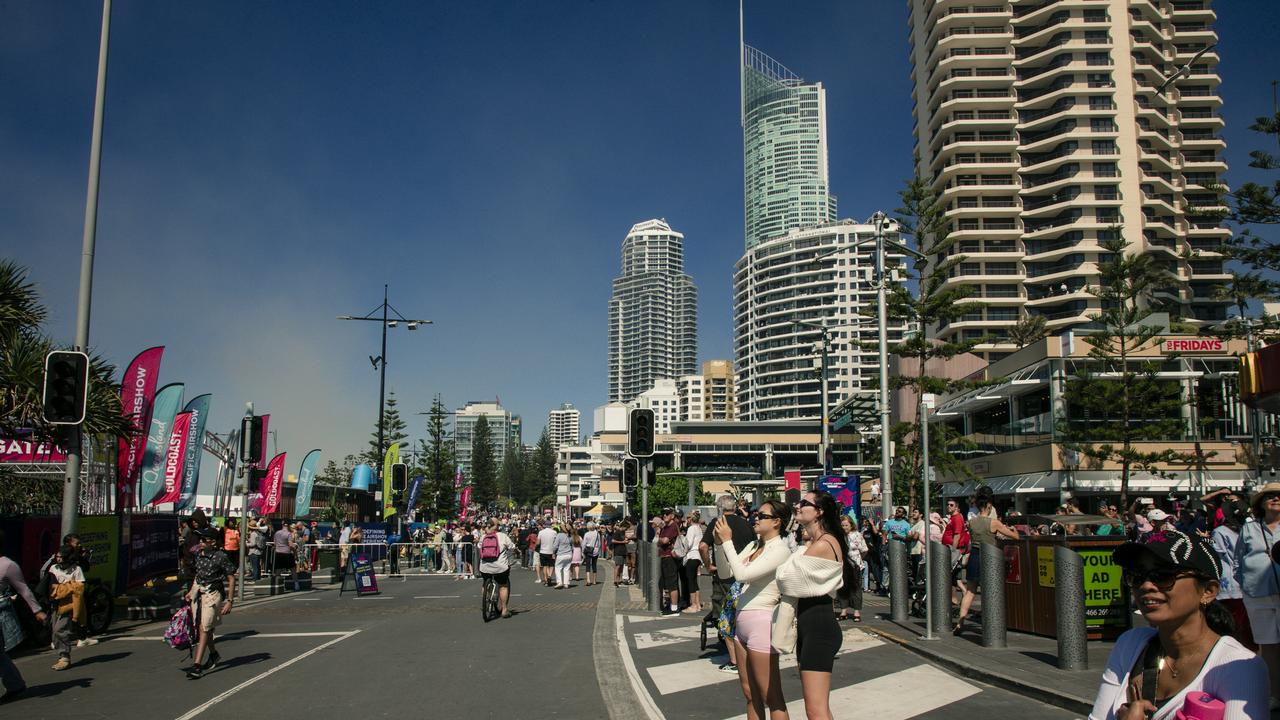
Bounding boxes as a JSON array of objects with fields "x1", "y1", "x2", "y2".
[
  {"x1": 1079, "y1": 550, "x2": 1127, "y2": 628},
  {"x1": 76, "y1": 515, "x2": 120, "y2": 591}
]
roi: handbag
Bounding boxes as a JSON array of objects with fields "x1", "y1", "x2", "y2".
[
  {"x1": 716, "y1": 581, "x2": 743, "y2": 640},
  {"x1": 0, "y1": 597, "x2": 25, "y2": 653}
]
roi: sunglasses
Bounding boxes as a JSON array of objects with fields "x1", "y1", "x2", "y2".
[
  {"x1": 1262, "y1": 493, "x2": 1280, "y2": 502},
  {"x1": 755, "y1": 513, "x2": 779, "y2": 521},
  {"x1": 1123, "y1": 568, "x2": 1198, "y2": 591},
  {"x1": 795, "y1": 499, "x2": 817, "y2": 509}
]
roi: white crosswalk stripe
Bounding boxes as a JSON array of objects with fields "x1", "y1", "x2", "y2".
[
  {"x1": 646, "y1": 629, "x2": 883, "y2": 695},
  {"x1": 719, "y1": 664, "x2": 980, "y2": 720},
  {"x1": 632, "y1": 624, "x2": 704, "y2": 649}
]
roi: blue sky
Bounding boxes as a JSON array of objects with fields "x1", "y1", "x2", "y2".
[{"x1": 3, "y1": 1, "x2": 1278, "y2": 490}]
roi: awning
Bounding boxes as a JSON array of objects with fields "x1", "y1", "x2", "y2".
[
  {"x1": 585, "y1": 503, "x2": 620, "y2": 518},
  {"x1": 569, "y1": 498, "x2": 596, "y2": 508},
  {"x1": 941, "y1": 472, "x2": 1057, "y2": 497}
]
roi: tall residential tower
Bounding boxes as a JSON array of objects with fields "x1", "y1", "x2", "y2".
[{"x1": 546, "y1": 403, "x2": 581, "y2": 451}]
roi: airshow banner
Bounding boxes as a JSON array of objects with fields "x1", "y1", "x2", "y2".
[
  {"x1": 176, "y1": 394, "x2": 211, "y2": 511},
  {"x1": 153, "y1": 411, "x2": 193, "y2": 505},
  {"x1": 406, "y1": 474, "x2": 424, "y2": 514},
  {"x1": 0, "y1": 436, "x2": 67, "y2": 463},
  {"x1": 116, "y1": 346, "x2": 164, "y2": 509},
  {"x1": 259, "y1": 452, "x2": 287, "y2": 514},
  {"x1": 293, "y1": 449, "x2": 322, "y2": 518},
  {"x1": 382, "y1": 442, "x2": 400, "y2": 519},
  {"x1": 137, "y1": 383, "x2": 185, "y2": 506}
]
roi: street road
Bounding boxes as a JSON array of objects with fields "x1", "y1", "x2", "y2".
[{"x1": 5, "y1": 563, "x2": 1076, "y2": 719}]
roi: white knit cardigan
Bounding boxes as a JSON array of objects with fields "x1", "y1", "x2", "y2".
[{"x1": 771, "y1": 551, "x2": 843, "y2": 653}]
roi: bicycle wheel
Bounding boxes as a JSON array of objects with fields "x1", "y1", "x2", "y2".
[
  {"x1": 481, "y1": 579, "x2": 498, "y2": 622},
  {"x1": 85, "y1": 583, "x2": 114, "y2": 635}
]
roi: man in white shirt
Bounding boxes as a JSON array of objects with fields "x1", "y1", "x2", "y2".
[{"x1": 536, "y1": 521, "x2": 557, "y2": 587}]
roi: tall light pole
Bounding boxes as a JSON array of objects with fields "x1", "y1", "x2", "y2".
[
  {"x1": 794, "y1": 321, "x2": 838, "y2": 477},
  {"x1": 338, "y1": 285, "x2": 432, "y2": 486}
]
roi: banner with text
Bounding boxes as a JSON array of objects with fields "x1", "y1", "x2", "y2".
[
  {"x1": 0, "y1": 435, "x2": 67, "y2": 463},
  {"x1": 382, "y1": 442, "x2": 399, "y2": 519},
  {"x1": 175, "y1": 394, "x2": 211, "y2": 511},
  {"x1": 116, "y1": 346, "x2": 164, "y2": 509},
  {"x1": 259, "y1": 452, "x2": 287, "y2": 514},
  {"x1": 153, "y1": 411, "x2": 193, "y2": 505},
  {"x1": 137, "y1": 383, "x2": 184, "y2": 507},
  {"x1": 294, "y1": 449, "x2": 322, "y2": 518}
]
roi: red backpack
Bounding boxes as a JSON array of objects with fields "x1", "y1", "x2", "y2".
[{"x1": 480, "y1": 532, "x2": 502, "y2": 561}]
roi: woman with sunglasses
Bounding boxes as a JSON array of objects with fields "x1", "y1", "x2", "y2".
[
  {"x1": 1089, "y1": 529, "x2": 1267, "y2": 719},
  {"x1": 1235, "y1": 481, "x2": 1280, "y2": 708},
  {"x1": 714, "y1": 499, "x2": 793, "y2": 720},
  {"x1": 775, "y1": 491, "x2": 853, "y2": 720}
]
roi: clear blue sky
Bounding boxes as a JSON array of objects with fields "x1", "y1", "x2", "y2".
[{"x1": 3, "y1": 1, "x2": 1277, "y2": 490}]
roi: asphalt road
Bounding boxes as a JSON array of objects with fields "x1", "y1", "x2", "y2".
[{"x1": 3, "y1": 563, "x2": 1077, "y2": 719}]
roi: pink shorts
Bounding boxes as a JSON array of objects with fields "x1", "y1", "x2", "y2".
[{"x1": 735, "y1": 609, "x2": 775, "y2": 654}]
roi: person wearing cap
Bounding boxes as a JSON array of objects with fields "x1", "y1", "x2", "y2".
[
  {"x1": 1088, "y1": 529, "x2": 1267, "y2": 719},
  {"x1": 1145, "y1": 508, "x2": 1171, "y2": 536},
  {"x1": 183, "y1": 527, "x2": 237, "y2": 680},
  {"x1": 1235, "y1": 481, "x2": 1280, "y2": 708},
  {"x1": 657, "y1": 508, "x2": 682, "y2": 615}
]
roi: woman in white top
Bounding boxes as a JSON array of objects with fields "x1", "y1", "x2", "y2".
[
  {"x1": 552, "y1": 524, "x2": 574, "y2": 589},
  {"x1": 1089, "y1": 529, "x2": 1268, "y2": 719},
  {"x1": 714, "y1": 499, "x2": 794, "y2": 720},
  {"x1": 682, "y1": 512, "x2": 706, "y2": 614},
  {"x1": 837, "y1": 514, "x2": 867, "y2": 622}
]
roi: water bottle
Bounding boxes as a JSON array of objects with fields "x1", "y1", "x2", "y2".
[{"x1": 1175, "y1": 693, "x2": 1225, "y2": 720}]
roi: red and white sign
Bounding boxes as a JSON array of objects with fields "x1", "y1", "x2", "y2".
[
  {"x1": 0, "y1": 437, "x2": 67, "y2": 463},
  {"x1": 1161, "y1": 338, "x2": 1224, "y2": 354}
]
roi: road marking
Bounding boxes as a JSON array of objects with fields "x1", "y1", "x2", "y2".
[
  {"x1": 647, "y1": 631, "x2": 883, "y2": 695},
  {"x1": 292, "y1": 598, "x2": 322, "y2": 601},
  {"x1": 118, "y1": 631, "x2": 356, "y2": 641},
  {"x1": 633, "y1": 624, "x2": 703, "y2": 650},
  {"x1": 413, "y1": 595, "x2": 461, "y2": 599},
  {"x1": 354, "y1": 595, "x2": 393, "y2": 599},
  {"x1": 174, "y1": 630, "x2": 360, "y2": 720},
  {"x1": 615, "y1": 615, "x2": 665, "y2": 720},
  {"x1": 718, "y1": 664, "x2": 979, "y2": 720}
]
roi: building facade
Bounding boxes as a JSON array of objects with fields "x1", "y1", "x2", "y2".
[
  {"x1": 906, "y1": 0, "x2": 1229, "y2": 363},
  {"x1": 607, "y1": 219, "x2": 699, "y2": 404},
  {"x1": 633, "y1": 378, "x2": 680, "y2": 435},
  {"x1": 734, "y1": 222, "x2": 912, "y2": 421},
  {"x1": 742, "y1": 45, "x2": 838, "y2": 251},
  {"x1": 547, "y1": 402, "x2": 581, "y2": 451},
  {"x1": 679, "y1": 360, "x2": 738, "y2": 422},
  {"x1": 454, "y1": 401, "x2": 519, "y2": 478}
]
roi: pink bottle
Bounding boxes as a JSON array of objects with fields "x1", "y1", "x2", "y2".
[{"x1": 1175, "y1": 693, "x2": 1225, "y2": 720}]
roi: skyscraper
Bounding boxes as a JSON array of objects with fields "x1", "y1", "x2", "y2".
[
  {"x1": 742, "y1": 44, "x2": 837, "y2": 251},
  {"x1": 546, "y1": 402, "x2": 581, "y2": 451},
  {"x1": 608, "y1": 219, "x2": 698, "y2": 404},
  {"x1": 454, "y1": 401, "x2": 519, "y2": 478},
  {"x1": 906, "y1": 0, "x2": 1229, "y2": 362}
]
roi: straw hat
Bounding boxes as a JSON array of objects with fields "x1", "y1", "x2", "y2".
[{"x1": 1250, "y1": 481, "x2": 1280, "y2": 514}]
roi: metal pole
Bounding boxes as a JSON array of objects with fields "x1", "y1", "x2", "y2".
[
  {"x1": 920, "y1": 394, "x2": 933, "y2": 639},
  {"x1": 820, "y1": 330, "x2": 831, "y2": 476},
  {"x1": 640, "y1": 466, "x2": 649, "y2": 602},
  {"x1": 889, "y1": 539, "x2": 909, "y2": 623},
  {"x1": 1054, "y1": 545, "x2": 1089, "y2": 670},
  {"x1": 927, "y1": 540, "x2": 951, "y2": 635},
  {"x1": 237, "y1": 403, "x2": 252, "y2": 602},
  {"x1": 980, "y1": 542, "x2": 1007, "y2": 648},
  {"x1": 62, "y1": 0, "x2": 112, "y2": 536},
  {"x1": 377, "y1": 285, "x2": 388, "y2": 485},
  {"x1": 875, "y1": 213, "x2": 893, "y2": 521}
]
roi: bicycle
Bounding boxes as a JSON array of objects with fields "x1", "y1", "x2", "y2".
[{"x1": 481, "y1": 574, "x2": 500, "y2": 622}]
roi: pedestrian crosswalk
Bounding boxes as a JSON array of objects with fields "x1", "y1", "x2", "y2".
[{"x1": 618, "y1": 612, "x2": 1071, "y2": 719}]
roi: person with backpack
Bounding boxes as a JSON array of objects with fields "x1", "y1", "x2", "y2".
[
  {"x1": 478, "y1": 520, "x2": 515, "y2": 618},
  {"x1": 184, "y1": 527, "x2": 238, "y2": 679}
]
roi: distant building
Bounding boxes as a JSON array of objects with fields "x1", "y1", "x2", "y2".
[
  {"x1": 608, "y1": 219, "x2": 698, "y2": 404},
  {"x1": 634, "y1": 378, "x2": 679, "y2": 435},
  {"x1": 679, "y1": 360, "x2": 737, "y2": 422},
  {"x1": 547, "y1": 402, "x2": 581, "y2": 451},
  {"x1": 454, "y1": 401, "x2": 519, "y2": 477}
]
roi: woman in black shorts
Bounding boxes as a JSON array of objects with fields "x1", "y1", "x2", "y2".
[{"x1": 777, "y1": 490, "x2": 854, "y2": 720}]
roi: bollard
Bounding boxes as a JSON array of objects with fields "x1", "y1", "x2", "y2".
[
  {"x1": 928, "y1": 540, "x2": 952, "y2": 636},
  {"x1": 889, "y1": 540, "x2": 909, "y2": 623},
  {"x1": 980, "y1": 543, "x2": 1007, "y2": 648},
  {"x1": 649, "y1": 541, "x2": 662, "y2": 612},
  {"x1": 1054, "y1": 544, "x2": 1089, "y2": 670}
]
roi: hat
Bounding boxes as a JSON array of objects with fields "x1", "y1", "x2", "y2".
[
  {"x1": 1146, "y1": 508, "x2": 1170, "y2": 522},
  {"x1": 1113, "y1": 529, "x2": 1220, "y2": 581},
  {"x1": 1250, "y1": 481, "x2": 1280, "y2": 513},
  {"x1": 195, "y1": 527, "x2": 218, "y2": 540},
  {"x1": 662, "y1": 507, "x2": 675, "y2": 515}
]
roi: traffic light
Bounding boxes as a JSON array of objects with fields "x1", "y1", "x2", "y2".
[
  {"x1": 42, "y1": 351, "x2": 89, "y2": 425},
  {"x1": 628, "y1": 408, "x2": 655, "y2": 458},
  {"x1": 391, "y1": 463, "x2": 408, "y2": 492},
  {"x1": 240, "y1": 415, "x2": 263, "y2": 464},
  {"x1": 247, "y1": 467, "x2": 266, "y2": 494},
  {"x1": 623, "y1": 458, "x2": 638, "y2": 489}
]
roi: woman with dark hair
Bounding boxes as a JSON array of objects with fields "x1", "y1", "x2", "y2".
[
  {"x1": 1089, "y1": 529, "x2": 1267, "y2": 719},
  {"x1": 714, "y1": 499, "x2": 793, "y2": 720},
  {"x1": 0, "y1": 529, "x2": 46, "y2": 701},
  {"x1": 1236, "y1": 481, "x2": 1280, "y2": 708},
  {"x1": 954, "y1": 486, "x2": 1019, "y2": 635},
  {"x1": 775, "y1": 491, "x2": 849, "y2": 720}
]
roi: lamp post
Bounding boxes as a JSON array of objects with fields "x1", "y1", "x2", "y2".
[
  {"x1": 793, "y1": 321, "x2": 840, "y2": 477},
  {"x1": 338, "y1": 285, "x2": 432, "y2": 488}
]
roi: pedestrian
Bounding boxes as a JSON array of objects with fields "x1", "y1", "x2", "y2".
[
  {"x1": 708, "y1": 494, "x2": 757, "y2": 674},
  {"x1": 954, "y1": 487, "x2": 1020, "y2": 636},
  {"x1": 0, "y1": 529, "x2": 46, "y2": 703},
  {"x1": 271, "y1": 520, "x2": 297, "y2": 589},
  {"x1": 625, "y1": 519, "x2": 638, "y2": 583},
  {"x1": 553, "y1": 522, "x2": 573, "y2": 589},
  {"x1": 184, "y1": 527, "x2": 237, "y2": 679},
  {"x1": 459, "y1": 524, "x2": 475, "y2": 579},
  {"x1": 682, "y1": 511, "x2": 705, "y2": 614},
  {"x1": 537, "y1": 521, "x2": 557, "y2": 586},
  {"x1": 1210, "y1": 497, "x2": 1254, "y2": 650},
  {"x1": 862, "y1": 518, "x2": 884, "y2": 594},
  {"x1": 46, "y1": 545, "x2": 85, "y2": 671},
  {"x1": 478, "y1": 520, "x2": 515, "y2": 618},
  {"x1": 1089, "y1": 529, "x2": 1266, "y2": 718},
  {"x1": 777, "y1": 491, "x2": 852, "y2": 720},
  {"x1": 581, "y1": 523, "x2": 602, "y2": 587},
  {"x1": 223, "y1": 518, "x2": 241, "y2": 556},
  {"x1": 907, "y1": 507, "x2": 926, "y2": 582},
  {"x1": 248, "y1": 517, "x2": 268, "y2": 580},
  {"x1": 38, "y1": 533, "x2": 97, "y2": 648},
  {"x1": 837, "y1": 514, "x2": 866, "y2": 622},
  {"x1": 611, "y1": 521, "x2": 629, "y2": 586},
  {"x1": 570, "y1": 527, "x2": 583, "y2": 582},
  {"x1": 1235, "y1": 481, "x2": 1280, "y2": 709},
  {"x1": 713, "y1": 499, "x2": 792, "y2": 720},
  {"x1": 657, "y1": 508, "x2": 683, "y2": 615}
]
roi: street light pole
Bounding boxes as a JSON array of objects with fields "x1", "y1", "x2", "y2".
[
  {"x1": 920, "y1": 391, "x2": 934, "y2": 640},
  {"x1": 874, "y1": 211, "x2": 894, "y2": 521},
  {"x1": 819, "y1": 329, "x2": 831, "y2": 476}
]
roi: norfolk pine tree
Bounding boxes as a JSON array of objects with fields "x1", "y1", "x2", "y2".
[
  {"x1": 365, "y1": 391, "x2": 409, "y2": 467},
  {"x1": 423, "y1": 396, "x2": 455, "y2": 518},
  {"x1": 470, "y1": 415, "x2": 498, "y2": 506}
]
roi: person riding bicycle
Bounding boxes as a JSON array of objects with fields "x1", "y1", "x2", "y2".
[{"x1": 478, "y1": 519, "x2": 516, "y2": 619}]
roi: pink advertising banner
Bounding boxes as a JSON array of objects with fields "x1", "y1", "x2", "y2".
[
  {"x1": 116, "y1": 346, "x2": 164, "y2": 509},
  {"x1": 0, "y1": 437, "x2": 67, "y2": 463},
  {"x1": 256, "y1": 414, "x2": 271, "y2": 469},
  {"x1": 258, "y1": 452, "x2": 287, "y2": 514},
  {"x1": 152, "y1": 411, "x2": 193, "y2": 506}
]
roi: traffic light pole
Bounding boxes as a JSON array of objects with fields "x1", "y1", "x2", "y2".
[{"x1": 61, "y1": 0, "x2": 112, "y2": 536}]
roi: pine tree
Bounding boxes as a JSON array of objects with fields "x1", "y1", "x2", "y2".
[
  {"x1": 365, "y1": 391, "x2": 409, "y2": 468},
  {"x1": 1062, "y1": 235, "x2": 1194, "y2": 510},
  {"x1": 423, "y1": 396, "x2": 455, "y2": 518},
  {"x1": 526, "y1": 429, "x2": 557, "y2": 507},
  {"x1": 500, "y1": 436, "x2": 527, "y2": 505},
  {"x1": 316, "y1": 453, "x2": 360, "y2": 486},
  {"x1": 470, "y1": 415, "x2": 497, "y2": 507}
]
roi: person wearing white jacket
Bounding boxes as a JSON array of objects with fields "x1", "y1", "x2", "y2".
[{"x1": 714, "y1": 499, "x2": 793, "y2": 720}]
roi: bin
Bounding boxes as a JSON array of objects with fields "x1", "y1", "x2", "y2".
[{"x1": 1001, "y1": 536, "x2": 1129, "y2": 640}]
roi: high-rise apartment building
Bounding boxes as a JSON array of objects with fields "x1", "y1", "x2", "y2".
[
  {"x1": 742, "y1": 45, "x2": 838, "y2": 251},
  {"x1": 454, "y1": 401, "x2": 519, "y2": 478},
  {"x1": 608, "y1": 219, "x2": 698, "y2": 403},
  {"x1": 633, "y1": 378, "x2": 680, "y2": 435},
  {"x1": 546, "y1": 402, "x2": 581, "y2": 451},
  {"x1": 735, "y1": 222, "x2": 912, "y2": 421},
  {"x1": 679, "y1": 360, "x2": 738, "y2": 422},
  {"x1": 907, "y1": 0, "x2": 1229, "y2": 362}
]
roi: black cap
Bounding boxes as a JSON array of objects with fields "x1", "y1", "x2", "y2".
[
  {"x1": 1113, "y1": 529, "x2": 1220, "y2": 581},
  {"x1": 195, "y1": 527, "x2": 218, "y2": 540}
]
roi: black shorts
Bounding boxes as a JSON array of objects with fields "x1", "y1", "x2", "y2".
[
  {"x1": 539, "y1": 553, "x2": 554, "y2": 566},
  {"x1": 796, "y1": 596, "x2": 842, "y2": 672},
  {"x1": 583, "y1": 553, "x2": 599, "y2": 573},
  {"x1": 481, "y1": 569, "x2": 510, "y2": 587},
  {"x1": 660, "y1": 557, "x2": 680, "y2": 592}
]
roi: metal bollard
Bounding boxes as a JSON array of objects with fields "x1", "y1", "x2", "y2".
[
  {"x1": 1054, "y1": 544, "x2": 1089, "y2": 670},
  {"x1": 980, "y1": 543, "x2": 1007, "y2": 648},
  {"x1": 889, "y1": 540, "x2": 909, "y2": 623},
  {"x1": 928, "y1": 540, "x2": 952, "y2": 635},
  {"x1": 650, "y1": 542, "x2": 662, "y2": 612}
]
